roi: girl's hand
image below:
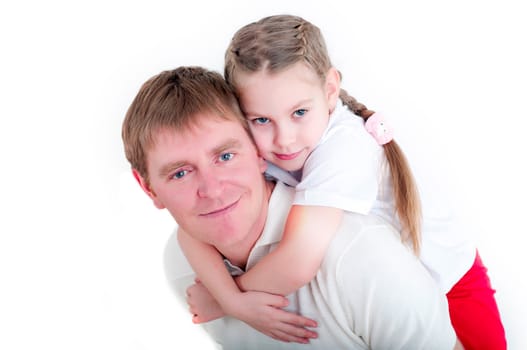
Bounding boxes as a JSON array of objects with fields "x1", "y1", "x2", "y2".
[
  {"x1": 187, "y1": 279, "x2": 318, "y2": 343},
  {"x1": 232, "y1": 291, "x2": 318, "y2": 344},
  {"x1": 186, "y1": 278, "x2": 225, "y2": 323}
]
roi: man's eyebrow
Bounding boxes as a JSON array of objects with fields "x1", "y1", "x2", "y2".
[
  {"x1": 157, "y1": 138, "x2": 243, "y2": 178},
  {"x1": 158, "y1": 160, "x2": 186, "y2": 178},
  {"x1": 211, "y1": 138, "x2": 242, "y2": 155}
]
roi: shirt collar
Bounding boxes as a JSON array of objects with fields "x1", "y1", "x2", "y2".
[{"x1": 246, "y1": 182, "x2": 295, "y2": 270}]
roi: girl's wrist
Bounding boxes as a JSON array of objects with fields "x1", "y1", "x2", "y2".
[{"x1": 219, "y1": 290, "x2": 245, "y2": 317}]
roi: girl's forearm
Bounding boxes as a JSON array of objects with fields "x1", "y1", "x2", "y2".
[
  {"x1": 236, "y1": 205, "x2": 343, "y2": 295},
  {"x1": 177, "y1": 229, "x2": 242, "y2": 314},
  {"x1": 235, "y1": 240, "x2": 322, "y2": 295}
]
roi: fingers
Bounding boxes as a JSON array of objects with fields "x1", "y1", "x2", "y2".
[
  {"x1": 190, "y1": 308, "x2": 222, "y2": 323},
  {"x1": 270, "y1": 323, "x2": 318, "y2": 344},
  {"x1": 267, "y1": 303, "x2": 317, "y2": 328},
  {"x1": 192, "y1": 313, "x2": 203, "y2": 324},
  {"x1": 265, "y1": 294, "x2": 289, "y2": 308},
  {"x1": 187, "y1": 288, "x2": 318, "y2": 344},
  {"x1": 277, "y1": 309, "x2": 318, "y2": 336},
  {"x1": 261, "y1": 307, "x2": 318, "y2": 343},
  {"x1": 271, "y1": 330, "x2": 310, "y2": 344},
  {"x1": 185, "y1": 284, "x2": 196, "y2": 299},
  {"x1": 282, "y1": 311, "x2": 318, "y2": 328}
]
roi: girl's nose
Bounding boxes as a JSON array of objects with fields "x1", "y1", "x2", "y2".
[{"x1": 275, "y1": 124, "x2": 296, "y2": 148}]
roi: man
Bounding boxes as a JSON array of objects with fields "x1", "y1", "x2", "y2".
[{"x1": 122, "y1": 66, "x2": 461, "y2": 349}]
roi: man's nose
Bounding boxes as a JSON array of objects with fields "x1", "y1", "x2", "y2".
[{"x1": 196, "y1": 169, "x2": 224, "y2": 198}]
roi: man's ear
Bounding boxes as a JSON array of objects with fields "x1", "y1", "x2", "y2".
[
  {"x1": 132, "y1": 169, "x2": 165, "y2": 209},
  {"x1": 325, "y1": 67, "x2": 341, "y2": 112}
]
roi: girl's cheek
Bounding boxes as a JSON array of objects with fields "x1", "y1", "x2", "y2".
[{"x1": 254, "y1": 138, "x2": 270, "y2": 154}]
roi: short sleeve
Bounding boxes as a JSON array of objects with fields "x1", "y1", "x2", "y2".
[{"x1": 294, "y1": 117, "x2": 384, "y2": 214}]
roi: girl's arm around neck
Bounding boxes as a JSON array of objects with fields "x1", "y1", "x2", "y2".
[
  {"x1": 177, "y1": 228, "x2": 241, "y2": 318},
  {"x1": 236, "y1": 205, "x2": 343, "y2": 295},
  {"x1": 178, "y1": 227, "x2": 319, "y2": 342}
]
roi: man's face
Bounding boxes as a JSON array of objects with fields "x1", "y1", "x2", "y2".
[{"x1": 137, "y1": 113, "x2": 269, "y2": 251}]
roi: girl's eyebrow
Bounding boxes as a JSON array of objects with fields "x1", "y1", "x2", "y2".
[
  {"x1": 242, "y1": 107, "x2": 267, "y2": 118},
  {"x1": 290, "y1": 98, "x2": 313, "y2": 112},
  {"x1": 244, "y1": 98, "x2": 313, "y2": 118}
]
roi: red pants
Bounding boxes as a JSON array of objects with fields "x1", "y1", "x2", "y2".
[{"x1": 447, "y1": 251, "x2": 506, "y2": 350}]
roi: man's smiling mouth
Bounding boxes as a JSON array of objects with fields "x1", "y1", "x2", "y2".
[{"x1": 200, "y1": 199, "x2": 239, "y2": 217}]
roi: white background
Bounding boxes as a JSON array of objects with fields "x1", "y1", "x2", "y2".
[{"x1": 1, "y1": 0, "x2": 525, "y2": 349}]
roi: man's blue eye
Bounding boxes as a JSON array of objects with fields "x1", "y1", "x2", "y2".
[
  {"x1": 254, "y1": 117, "x2": 270, "y2": 125},
  {"x1": 294, "y1": 109, "x2": 307, "y2": 117},
  {"x1": 172, "y1": 170, "x2": 187, "y2": 179},
  {"x1": 220, "y1": 152, "x2": 234, "y2": 162}
]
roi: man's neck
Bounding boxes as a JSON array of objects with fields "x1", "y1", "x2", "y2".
[{"x1": 219, "y1": 180, "x2": 275, "y2": 269}]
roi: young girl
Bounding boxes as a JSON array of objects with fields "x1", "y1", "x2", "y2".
[{"x1": 180, "y1": 14, "x2": 506, "y2": 349}]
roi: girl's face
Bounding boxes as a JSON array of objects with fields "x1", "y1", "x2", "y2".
[{"x1": 235, "y1": 62, "x2": 340, "y2": 172}]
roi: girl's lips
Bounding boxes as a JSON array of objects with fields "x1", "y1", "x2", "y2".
[{"x1": 274, "y1": 150, "x2": 302, "y2": 161}]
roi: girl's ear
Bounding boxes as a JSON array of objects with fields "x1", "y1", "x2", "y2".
[
  {"x1": 132, "y1": 168, "x2": 166, "y2": 209},
  {"x1": 325, "y1": 67, "x2": 341, "y2": 112}
]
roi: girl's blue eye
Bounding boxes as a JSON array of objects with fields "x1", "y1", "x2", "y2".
[
  {"x1": 220, "y1": 152, "x2": 234, "y2": 162},
  {"x1": 172, "y1": 170, "x2": 187, "y2": 179},
  {"x1": 253, "y1": 117, "x2": 270, "y2": 125},
  {"x1": 294, "y1": 109, "x2": 307, "y2": 118}
]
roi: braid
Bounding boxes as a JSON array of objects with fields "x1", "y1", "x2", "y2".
[
  {"x1": 294, "y1": 22, "x2": 308, "y2": 56},
  {"x1": 225, "y1": 15, "x2": 332, "y2": 85},
  {"x1": 339, "y1": 87, "x2": 422, "y2": 254},
  {"x1": 339, "y1": 88, "x2": 375, "y2": 119}
]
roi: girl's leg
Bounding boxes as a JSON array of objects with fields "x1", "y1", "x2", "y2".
[{"x1": 446, "y1": 251, "x2": 506, "y2": 350}]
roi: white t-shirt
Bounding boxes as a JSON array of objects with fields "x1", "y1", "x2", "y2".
[
  {"x1": 265, "y1": 100, "x2": 476, "y2": 292},
  {"x1": 165, "y1": 182, "x2": 457, "y2": 349}
]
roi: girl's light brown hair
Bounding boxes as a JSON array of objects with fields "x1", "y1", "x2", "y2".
[
  {"x1": 122, "y1": 66, "x2": 248, "y2": 183},
  {"x1": 225, "y1": 14, "x2": 422, "y2": 254}
]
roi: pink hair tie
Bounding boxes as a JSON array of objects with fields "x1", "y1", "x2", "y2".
[{"x1": 364, "y1": 112, "x2": 394, "y2": 145}]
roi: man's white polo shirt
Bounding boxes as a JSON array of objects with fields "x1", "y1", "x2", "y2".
[{"x1": 166, "y1": 181, "x2": 456, "y2": 349}]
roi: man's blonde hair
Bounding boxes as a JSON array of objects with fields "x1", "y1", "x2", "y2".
[{"x1": 122, "y1": 66, "x2": 249, "y2": 182}]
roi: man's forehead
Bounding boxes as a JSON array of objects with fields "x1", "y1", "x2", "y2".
[
  {"x1": 146, "y1": 118, "x2": 251, "y2": 171},
  {"x1": 153, "y1": 115, "x2": 247, "y2": 145}
]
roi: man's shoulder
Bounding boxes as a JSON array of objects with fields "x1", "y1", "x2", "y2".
[
  {"x1": 338, "y1": 213, "x2": 398, "y2": 243},
  {"x1": 324, "y1": 213, "x2": 416, "y2": 272},
  {"x1": 269, "y1": 180, "x2": 296, "y2": 202},
  {"x1": 320, "y1": 212, "x2": 441, "y2": 314},
  {"x1": 314, "y1": 212, "x2": 456, "y2": 349}
]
